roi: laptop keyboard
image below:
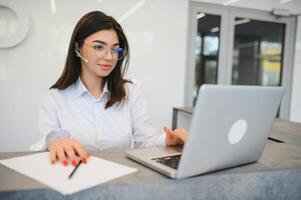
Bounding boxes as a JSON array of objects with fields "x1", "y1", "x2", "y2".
[{"x1": 152, "y1": 154, "x2": 181, "y2": 169}]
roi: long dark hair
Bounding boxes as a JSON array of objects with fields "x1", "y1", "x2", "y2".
[{"x1": 51, "y1": 11, "x2": 131, "y2": 109}]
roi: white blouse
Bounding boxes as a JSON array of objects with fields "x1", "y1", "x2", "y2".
[{"x1": 30, "y1": 78, "x2": 165, "y2": 151}]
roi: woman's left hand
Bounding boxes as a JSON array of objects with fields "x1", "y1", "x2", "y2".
[{"x1": 164, "y1": 127, "x2": 188, "y2": 146}]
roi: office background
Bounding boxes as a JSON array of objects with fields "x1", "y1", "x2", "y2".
[{"x1": 0, "y1": 0, "x2": 300, "y2": 152}]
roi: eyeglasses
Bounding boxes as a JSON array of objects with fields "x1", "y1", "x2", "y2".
[{"x1": 83, "y1": 42, "x2": 125, "y2": 60}]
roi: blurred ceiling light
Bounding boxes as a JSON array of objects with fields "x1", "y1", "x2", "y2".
[
  {"x1": 234, "y1": 18, "x2": 250, "y2": 25},
  {"x1": 118, "y1": 0, "x2": 146, "y2": 23},
  {"x1": 211, "y1": 27, "x2": 220, "y2": 33},
  {"x1": 50, "y1": 0, "x2": 56, "y2": 14},
  {"x1": 279, "y1": 0, "x2": 295, "y2": 4},
  {"x1": 223, "y1": 0, "x2": 241, "y2": 6},
  {"x1": 196, "y1": 12, "x2": 206, "y2": 19},
  {"x1": 97, "y1": 0, "x2": 104, "y2": 2}
]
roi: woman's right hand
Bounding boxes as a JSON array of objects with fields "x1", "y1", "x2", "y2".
[{"x1": 47, "y1": 138, "x2": 90, "y2": 167}]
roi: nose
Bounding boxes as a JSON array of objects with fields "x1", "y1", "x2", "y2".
[{"x1": 104, "y1": 49, "x2": 114, "y2": 61}]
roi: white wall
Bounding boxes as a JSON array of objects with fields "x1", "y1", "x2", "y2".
[{"x1": 0, "y1": 0, "x2": 188, "y2": 152}]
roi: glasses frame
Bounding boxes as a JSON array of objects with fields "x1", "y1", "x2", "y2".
[{"x1": 83, "y1": 42, "x2": 125, "y2": 61}]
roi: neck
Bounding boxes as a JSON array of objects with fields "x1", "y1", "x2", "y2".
[{"x1": 80, "y1": 73, "x2": 104, "y2": 99}]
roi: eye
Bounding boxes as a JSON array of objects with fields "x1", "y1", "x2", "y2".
[
  {"x1": 113, "y1": 47, "x2": 125, "y2": 59},
  {"x1": 93, "y1": 44, "x2": 106, "y2": 51},
  {"x1": 113, "y1": 47, "x2": 124, "y2": 54}
]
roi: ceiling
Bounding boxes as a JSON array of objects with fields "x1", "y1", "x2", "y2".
[{"x1": 192, "y1": 0, "x2": 301, "y2": 15}]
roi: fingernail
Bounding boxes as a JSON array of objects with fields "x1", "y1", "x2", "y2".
[
  {"x1": 51, "y1": 160, "x2": 55, "y2": 165},
  {"x1": 82, "y1": 157, "x2": 87, "y2": 164},
  {"x1": 63, "y1": 160, "x2": 68, "y2": 166},
  {"x1": 72, "y1": 160, "x2": 77, "y2": 167},
  {"x1": 86, "y1": 153, "x2": 91, "y2": 157}
]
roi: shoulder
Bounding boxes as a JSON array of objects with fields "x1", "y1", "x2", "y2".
[
  {"x1": 123, "y1": 79, "x2": 142, "y2": 99},
  {"x1": 42, "y1": 84, "x2": 75, "y2": 105},
  {"x1": 122, "y1": 80, "x2": 148, "y2": 109}
]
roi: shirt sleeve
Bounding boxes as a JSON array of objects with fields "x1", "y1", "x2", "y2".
[
  {"x1": 29, "y1": 90, "x2": 70, "y2": 151},
  {"x1": 128, "y1": 82, "x2": 166, "y2": 148}
]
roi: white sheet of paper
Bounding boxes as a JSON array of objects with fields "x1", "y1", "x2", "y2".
[{"x1": 0, "y1": 152, "x2": 138, "y2": 195}]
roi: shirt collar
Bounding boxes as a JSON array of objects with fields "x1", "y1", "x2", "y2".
[{"x1": 75, "y1": 78, "x2": 109, "y2": 99}]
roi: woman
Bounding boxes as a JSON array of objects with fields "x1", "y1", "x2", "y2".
[{"x1": 31, "y1": 11, "x2": 187, "y2": 167}]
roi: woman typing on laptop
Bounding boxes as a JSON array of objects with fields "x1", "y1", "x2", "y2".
[{"x1": 30, "y1": 11, "x2": 187, "y2": 166}]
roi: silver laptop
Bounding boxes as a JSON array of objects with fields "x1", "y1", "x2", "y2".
[{"x1": 126, "y1": 85, "x2": 285, "y2": 179}]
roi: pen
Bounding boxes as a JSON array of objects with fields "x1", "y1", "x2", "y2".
[{"x1": 68, "y1": 160, "x2": 82, "y2": 179}]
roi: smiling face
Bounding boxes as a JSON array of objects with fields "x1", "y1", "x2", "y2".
[{"x1": 79, "y1": 29, "x2": 120, "y2": 82}]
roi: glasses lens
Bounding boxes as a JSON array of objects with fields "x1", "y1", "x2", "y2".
[
  {"x1": 115, "y1": 48, "x2": 125, "y2": 60},
  {"x1": 91, "y1": 43, "x2": 125, "y2": 60},
  {"x1": 93, "y1": 44, "x2": 107, "y2": 58}
]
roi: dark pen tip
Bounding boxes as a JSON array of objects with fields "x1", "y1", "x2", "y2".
[{"x1": 68, "y1": 160, "x2": 82, "y2": 179}]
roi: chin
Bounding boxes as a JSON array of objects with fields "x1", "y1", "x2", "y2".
[{"x1": 98, "y1": 71, "x2": 112, "y2": 77}]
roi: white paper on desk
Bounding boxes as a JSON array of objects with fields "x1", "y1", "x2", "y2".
[{"x1": 0, "y1": 152, "x2": 138, "y2": 195}]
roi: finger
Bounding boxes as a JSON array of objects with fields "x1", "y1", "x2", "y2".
[
  {"x1": 164, "y1": 127, "x2": 173, "y2": 145},
  {"x1": 49, "y1": 148, "x2": 57, "y2": 165},
  {"x1": 64, "y1": 144, "x2": 78, "y2": 167},
  {"x1": 174, "y1": 131, "x2": 187, "y2": 143},
  {"x1": 164, "y1": 127, "x2": 173, "y2": 135},
  {"x1": 174, "y1": 137, "x2": 184, "y2": 144},
  {"x1": 71, "y1": 141, "x2": 88, "y2": 164},
  {"x1": 165, "y1": 128, "x2": 179, "y2": 141},
  {"x1": 56, "y1": 146, "x2": 68, "y2": 166},
  {"x1": 74, "y1": 150, "x2": 90, "y2": 158},
  {"x1": 168, "y1": 130, "x2": 185, "y2": 145},
  {"x1": 164, "y1": 127, "x2": 173, "y2": 139},
  {"x1": 165, "y1": 130, "x2": 178, "y2": 146},
  {"x1": 170, "y1": 131, "x2": 184, "y2": 143}
]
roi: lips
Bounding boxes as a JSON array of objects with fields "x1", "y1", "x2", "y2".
[{"x1": 97, "y1": 64, "x2": 112, "y2": 70}]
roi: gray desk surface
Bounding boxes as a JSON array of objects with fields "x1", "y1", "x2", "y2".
[{"x1": 0, "y1": 119, "x2": 301, "y2": 199}]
